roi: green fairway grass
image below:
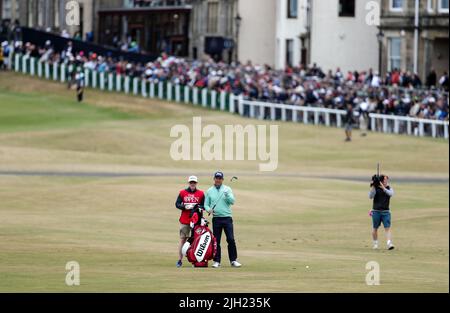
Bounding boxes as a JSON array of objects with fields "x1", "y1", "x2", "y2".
[{"x1": 0, "y1": 72, "x2": 448, "y2": 292}]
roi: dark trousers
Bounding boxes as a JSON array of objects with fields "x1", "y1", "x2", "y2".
[
  {"x1": 77, "y1": 87, "x2": 84, "y2": 102},
  {"x1": 212, "y1": 217, "x2": 237, "y2": 263}
]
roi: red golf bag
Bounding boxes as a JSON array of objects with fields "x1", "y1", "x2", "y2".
[{"x1": 183, "y1": 206, "x2": 217, "y2": 267}]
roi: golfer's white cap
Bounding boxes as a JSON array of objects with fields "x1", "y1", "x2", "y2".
[{"x1": 188, "y1": 176, "x2": 198, "y2": 183}]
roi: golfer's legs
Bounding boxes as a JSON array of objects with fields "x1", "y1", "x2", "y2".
[
  {"x1": 385, "y1": 227, "x2": 392, "y2": 242},
  {"x1": 223, "y1": 218, "x2": 238, "y2": 262},
  {"x1": 213, "y1": 218, "x2": 224, "y2": 263},
  {"x1": 178, "y1": 238, "x2": 186, "y2": 260},
  {"x1": 372, "y1": 228, "x2": 378, "y2": 241}
]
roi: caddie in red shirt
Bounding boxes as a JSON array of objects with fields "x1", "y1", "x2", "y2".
[{"x1": 175, "y1": 175, "x2": 205, "y2": 268}]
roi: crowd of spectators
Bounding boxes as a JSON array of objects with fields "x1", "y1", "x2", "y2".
[{"x1": 2, "y1": 34, "x2": 448, "y2": 121}]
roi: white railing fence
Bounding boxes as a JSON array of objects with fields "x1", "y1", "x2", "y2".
[
  {"x1": 237, "y1": 99, "x2": 449, "y2": 139},
  {"x1": 10, "y1": 52, "x2": 449, "y2": 140}
]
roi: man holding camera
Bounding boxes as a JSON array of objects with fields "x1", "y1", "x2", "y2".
[{"x1": 369, "y1": 175, "x2": 395, "y2": 250}]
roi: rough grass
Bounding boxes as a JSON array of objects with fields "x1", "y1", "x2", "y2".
[{"x1": 0, "y1": 71, "x2": 448, "y2": 292}]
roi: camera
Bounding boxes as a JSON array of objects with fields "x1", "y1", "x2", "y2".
[{"x1": 371, "y1": 174, "x2": 384, "y2": 188}]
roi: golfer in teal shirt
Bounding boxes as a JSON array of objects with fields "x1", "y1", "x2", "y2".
[{"x1": 204, "y1": 171, "x2": 242, "y2": 268}]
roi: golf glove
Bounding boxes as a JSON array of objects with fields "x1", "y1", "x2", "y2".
[{"x1": 185, "y1": 203, "x2": 194, "y2": 210}]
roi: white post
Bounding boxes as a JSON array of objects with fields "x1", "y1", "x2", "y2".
[
  {"x1": 314, "y1": 111, "x2": 319, "y2": 125},
  {"x1": 124, "y1": 76, "x2": 130, "y2": 94},
  {"x1": 141, "y1": 79, "x2": 147, "y2": 97},
  {"x1": 325, "y1": 112, "x2": 330, "y2": 126},
  {"x1": 281, "y1": 108, "x2": 287, "y2": 122},
  {"x1": 394, "y1": 119, "x2": 400, "y2": 134},
  {"x1": 22, "y1": 55, "x2": 27, "y2": 73},
  {"x1": 52, "y1": 62, "x2": 58, "y2": 81},
  {"x1": 167, "y1": 82, "x2": 173, "y2": 101},
  {"x1": 238, "y1": 95, "x2": 244, "y2": 116},
  {"x1": 100, "y1": 72, "x2": 105, "y2": 90},
  {"x1": 444, "y1": 124, "x2": 449, "y2": 139},
  {"x1": 220, "y1": 91, "x2": 226, "y2": 110},
  {"x1": 303, "y1": 111, "x2": 308, "y2": 124},
  {"x1": 30, "y1": 58, "x2": 35, "y2": 76},
  {"x1": 8, "y1": 47, "x2": 14, "y2": 70},
  {"x1": 92, "y1": 71, "x2": 97, "y2": 89},
  {"x1": 45, "y1": 62, "x2": 50, "y2": 79},
  {"x1": 37, "y1": 61, "x2": 43, "y2": 77},
  {"x1": 193, "y1": 87, "x2": 199, "y2": 105},
  {"x1": 14, "y1": 54, "x2": 20, "y2": 72},
  {"x1": 431, "y1": 123, "x2": 437, "y2": 138},
  {"x1": 270, "y1": 107, "x2": 276, "y2": 121},
  {"x1": 419, "y1": 121, "x2": 424, "y2": 137},
  {"x1": 158, "y1": 82, "x2": 164, "y2": 99},
  {"x1": 407, "y1": 120, "x2": 412, "y2": 135},
  {"x1": 184, "y1": 86, "x2": 190, "y2": 103},
  {"x1": 116, "y1": 75, "x2": 122, "y2": 92},
  {"x1": 211, "y1": 90, "x2": 217, "y2": 109},
  {"x1": 175, "y1": 84, "x2": 181, "y2": 102},
  {"x1": 370, "y1": 116, "x2": 375, "y2": 131},
  {"x1": 150, "y1": 81, "x2": 155, "y2": 98},
  {"x1": 337, "y1": 113, "x2": 343, "y2": 128},
  {"x1": 249, "y1": 103, "x2": 255, "y2": 118},
  {"x1": 60, "y1": 63, "x2": 66, "y2": 82},
  {"x1": 108, "y1": 73, "x2": 113, "y2": 91},
  {"x1": 383, "y1": 118, "x2": 388, "y2": 133},
  {"x1": 201, "y1": 88, "x2": 208, "y2": 107},
  {"x1": 229, "y1": 94, "x2": 235, "y2": 113},
  {"x1": 132, "y1": 77, "x2": 138, "y2": 95},
  {"x1": 259, "y1": 104, "x2": 265, "y2": 120},
  {"x1": 293, "y1": 109, "x2": 298, "y2": 122}
]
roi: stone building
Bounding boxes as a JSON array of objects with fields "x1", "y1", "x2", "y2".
[
  {"x1": 189, "y1": 0, "x2": 238, "y2": 62},
  {"x1": 1, "y1": 0, "x2": 20, "y2": 22},
  {"x1": 379, "y1": 0, "x2": 449, "y2": 79},
  {"x1": 97, "y1": 0, "x2": 192, "y2": 56},
  {"x1": 309, "y1": 0, "x2": 380, "y2": 73},
  {"x1": 238, "y1": 0, "x2": 309, "y2": 69},
  {"x1": 15, "y1": 0, "x2": 101, "y2": 39}
]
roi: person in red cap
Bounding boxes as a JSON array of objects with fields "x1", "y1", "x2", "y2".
[{"x1": 174, "y1": 175, "x2": 205, "y2": 268}]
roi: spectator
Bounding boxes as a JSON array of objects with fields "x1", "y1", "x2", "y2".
[
  {"x1": 61, "y1": 29, "x2": 70, "y2": 38},
  {"x1": 426, "y1": 69, "x2": 437, "y2": 88},
  {"x1": 6, "y1": 31, "x2": 448, "y2": 121},
  {"x1": 439, "y1": 71, "x2": 449, "y2": 92}
]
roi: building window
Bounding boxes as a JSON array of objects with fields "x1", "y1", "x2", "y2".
[
  {"x1": 207, "y1": 1, "x2": 219, "y2": 33},
  {"x1": 438, "y1": 0, "x2": 449, "y2": 12},
  {"x1": 427, "y1": 0, "x2": 434, "y2": 13},
  {"x1": 286, "y1": 39, "x2": 294, "y2": 67},
  {"x1": 339, "y1": 0, "x2": 355, "y2": 17},
  {"x1": 226, "y1": 1, "x2": 232, "y2": 35},
  {"x1": 2, "y1": 0, "x2": 10, "y2": 19},
  {"x1": 38, "y1": 0, "x2": 44, "y2": 26},
  {"x1": 28, "y1": 0, "x2": 34, "y2": 27},
  {"x1": 390, "y1": 0, "x2": 403, "y2": 12},
  {"x1": 288, "y1": 0, "x2": 298, "y2": 18},
  {"x1": 54, "y1": 0, "x2": 60, "y2": 28},
  {"x1": 389, "y1": 37, "x2": 402, "y2": 71}
]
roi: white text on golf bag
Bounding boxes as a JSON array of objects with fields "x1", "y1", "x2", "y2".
[{"x1": 194, "y1": 232, "x2": 211, "y2": 262}]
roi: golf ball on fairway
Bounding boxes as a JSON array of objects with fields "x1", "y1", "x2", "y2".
[{"x1": 306, "y1": 266, "x2": 309, "y2": 269}]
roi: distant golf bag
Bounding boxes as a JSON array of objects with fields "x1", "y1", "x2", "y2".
[{"x1": 182, "y1": 206, "x2": 217, "y2": 267}]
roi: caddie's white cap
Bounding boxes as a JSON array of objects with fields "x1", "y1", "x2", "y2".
[{"x1": 188, "y1": 176, "x2": 198, "y2": 183}]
